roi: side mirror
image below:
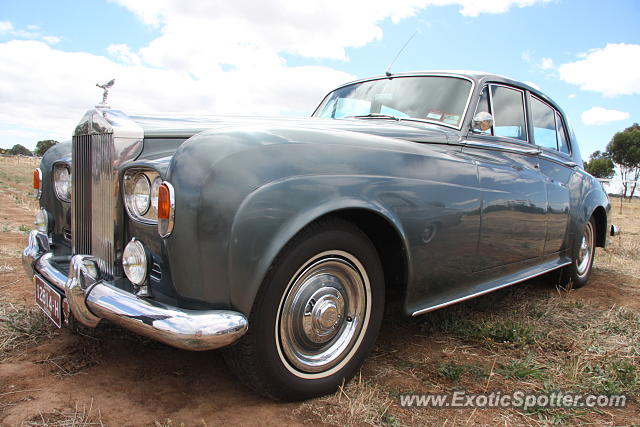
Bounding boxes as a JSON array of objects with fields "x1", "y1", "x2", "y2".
[{"x1": 472, "y1": 112, "x2": 494, "y2": 133}]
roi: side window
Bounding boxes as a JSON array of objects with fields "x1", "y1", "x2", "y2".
[
  {"x1": 530, "y1": 96, "x2": 558, "y2": 150},
  {"x1": 555, "y1": 113, "x2": 571, "y2": 154},
  {"x1": 490, "y1": 86, "x2": 527, "y2": 141},
  {"x1": 473, "y1": 87, "x2": 492, "y2": 136}
]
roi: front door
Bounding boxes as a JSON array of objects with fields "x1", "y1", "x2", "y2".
[{"x1": 464, "y1": 84, "x2": 547, "y2": 271}]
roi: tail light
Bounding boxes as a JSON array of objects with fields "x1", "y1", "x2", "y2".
[{"x1": 157, "y1": 182, "x2": 175, "y2": 237}]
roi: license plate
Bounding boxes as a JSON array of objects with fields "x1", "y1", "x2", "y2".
[{"x1": 34, "y1": 275, "x2": 62, "y2": 328}]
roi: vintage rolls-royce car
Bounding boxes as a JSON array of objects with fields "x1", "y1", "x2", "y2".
[{"x1": 23, "y1": 71, "x2": 614, "y2": 400}]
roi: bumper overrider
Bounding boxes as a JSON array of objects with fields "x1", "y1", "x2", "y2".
[{"x1": 23, "y1": 230, "x2": 248, "y2": 351}]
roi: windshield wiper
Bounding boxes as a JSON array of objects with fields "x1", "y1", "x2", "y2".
[{"x1": 347, "y1": 113, "x2": 400, "y2": 121}]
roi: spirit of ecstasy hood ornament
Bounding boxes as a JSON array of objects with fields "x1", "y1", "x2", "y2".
[{"x1": 96, "y1": 79, "x2": 115, "y2": 108}]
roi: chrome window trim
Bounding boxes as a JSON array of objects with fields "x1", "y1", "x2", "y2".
[
  {"x1": 538, "y1": 152, "x2": 578, "y2": 168},
  {"x1": 123, "y1": 168, "x2": 160, "y2": 225},
  {"x1": 471, "y1": 85, "x2": 493, "y2": 136},
  {"x1": 530, "y1": 94, "x2": 560, "y2": 151},
  {"x1": 465, "y1": 139, "x2": 541, "y2": 156},
  {"x1": 529, "y1": 93, "x2": 573, "y2": 156},
  {"x1": 52, "y1": 161, "x2": 72, "y2": 203},
  {"x1": 313, "y1": 73, "x2": 476, "y2": 131},
  {"x1": 487, "y1": 83, "x2": 529, "y2": 143},
  {"x1": 554, "y1": 111, "x2": 573, "y2": 155}
]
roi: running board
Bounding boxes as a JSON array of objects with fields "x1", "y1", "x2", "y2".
[{"x1": 411, "y1": 257, "x2": 571, "y2": 317}]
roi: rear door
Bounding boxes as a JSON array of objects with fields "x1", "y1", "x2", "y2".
[
  {"x1": 528, "y1": 94, "x2": 574, "y2": 254},
  {"x1": 463, "y1": 84, "x2": 547, "y2": 271}
]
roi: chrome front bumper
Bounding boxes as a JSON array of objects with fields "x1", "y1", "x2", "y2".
[{"x1": 22, "y1": 230, "x2": 248, "y2": 351}]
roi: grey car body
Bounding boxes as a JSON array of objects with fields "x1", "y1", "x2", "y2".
[{"x1": 24, "y1": 71, "x2": 611, "y2": 399}]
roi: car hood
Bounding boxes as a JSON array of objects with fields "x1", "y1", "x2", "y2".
[{"x1": 129, "y1": 113, "x2": 460, "y2": 145}]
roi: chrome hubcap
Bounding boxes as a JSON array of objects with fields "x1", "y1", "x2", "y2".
[
  {"x1": 277, "y1": 251, "x2": 369, "y2": 375},
  {"x1": 576, "y1": 221, "x2": 594, "y2": 278}
]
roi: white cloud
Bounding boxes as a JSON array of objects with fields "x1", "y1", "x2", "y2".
[
  {"x1": 455, "y1": 0, "x2": 552, "y2": 16},
  {"x1": 524, "y1": 81, "x2": 541, "y2": 90},
  {"x1": 521, "y1": 49, "x2": 533, "y2": 63},
  {"x1": 108, "y1": 44, "x2": 141, "y2": 65},
  {"x1": 111, "y1": 0, "x2": 552, "y2": 62},
  {"x1": 581, "y1": 107, "x2": 630, "y2": 126},
  {"x1": 0, "y1": 40, "x2": 353, "y2": 144},
  {"x1": 540, "y1": 57, "x2": 554, "y2": 70},
  {"x1": 0, "y1": 21, "x2": 13, "y2": 34},
  {"x1": 42, "y1": 36, "x2": 62, "y2": 45},
  {"x1": 0, "y1": 0, "x2": 553, "y2": 147},
  {"x1": 559, "y1": 43, "x2": 640, "y2": 97},
  {"x1": 0, "y1": 20, "x2": 62, "y2": 45},
  {"x1": 568, "y1": 94, "x2": 576, "y2": 99}
]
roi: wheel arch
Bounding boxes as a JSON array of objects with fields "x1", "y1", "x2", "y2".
[{"x1": 228, "y1": 195, "x2": 412, "y2": 315}]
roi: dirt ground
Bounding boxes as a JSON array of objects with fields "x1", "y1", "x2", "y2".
[{"x1": 1, "y1": 156, "x2": 638, "y2": 426}]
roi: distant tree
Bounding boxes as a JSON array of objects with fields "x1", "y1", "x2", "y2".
[
  {"x1": 0, "y1": 147, "x2": 6, "y2": 155},
  {"x1": 34, "y1": 139, "x2": 58, "y2": 156},
  {"x1": 8, "y1": 144, "x2": 33, "y2": 156},
  {"x1": 584, "y1": 150, "x2": 615, "y2": 179},
  {"x1": 607, "y1": 123, "x2": 640, "y2": 199}
]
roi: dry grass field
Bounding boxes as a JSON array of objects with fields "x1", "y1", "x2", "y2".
[{"x1": 0, "y1": 155, "x2": 638, "y2": 426}]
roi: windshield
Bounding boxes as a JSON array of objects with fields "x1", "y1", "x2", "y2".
[{"x1": 313, "y1": 76, "x2": 473, "y2": 128}]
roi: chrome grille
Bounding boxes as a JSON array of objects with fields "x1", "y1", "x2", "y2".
[{"x1": 72, "y1": 133, "x2": 116, "y2": 278}]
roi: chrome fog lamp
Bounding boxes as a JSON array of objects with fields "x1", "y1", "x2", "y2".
[
  {"x1": 53, "y1": 164, "x2": 72, "y2": 202},
  {"x1": 34, "y1": 208, "x2": 49, "y2": 233},
  {"x1": 122, "y1": 238, "x2": 150, "y2": 286}
]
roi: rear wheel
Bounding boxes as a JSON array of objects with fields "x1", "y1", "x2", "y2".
[
  {"x1": 224, "y1": 218, "x2": 384, "y2": 401},
  {"x1": 560, "y1": 216, "x2": 596, "y2": 289}
]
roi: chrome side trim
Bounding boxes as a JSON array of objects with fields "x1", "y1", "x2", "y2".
[
  {"x1": 464, "y1": 139, "x2": 541, "y2": 156},
  {"x1": 538, "y1": 152, "x2": 578, "y2": 168},
  {"x1": 411, "y1": 260, "x2": 571, "y2": 316},
  {"x1": 22, "y1": 233, "x2": 248, "y2": 352}
]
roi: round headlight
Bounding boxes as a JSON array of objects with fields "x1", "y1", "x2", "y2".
[
  {"x1": 150, "y1": 176, "x2": 162, "y2": 216},
  {"x1": 122, "y1": 238, "x2": 149, "y2": 286},
  {"x1": 35, "y1": 208, "x2": 49, "y2": 233},
  {"x1": 127, "y1": 174, "x2": 151, "y2": 216},
  {"x1": 53, "y1": 164, "x2": 71, "y2": 202}
]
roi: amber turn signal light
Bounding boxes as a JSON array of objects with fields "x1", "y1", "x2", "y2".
[
  {"x1": 158, "y1": 183, "x2": 171, "y2": 219},
  {"x1": 157, "y1": 182, "x2": 175, "y2": 237}
]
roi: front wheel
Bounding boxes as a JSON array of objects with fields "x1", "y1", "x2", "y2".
[{"x1": 224, "y1": 218, "x2": 384, "y2": 401}]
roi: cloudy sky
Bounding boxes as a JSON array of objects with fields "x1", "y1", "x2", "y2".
[{"x1": 0, "y1": 0, "x2": 638, "y2": 160}]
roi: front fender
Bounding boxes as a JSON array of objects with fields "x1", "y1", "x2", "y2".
[{"x1": 227, "y1": 175, "x2": 412, "y2": 314}]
